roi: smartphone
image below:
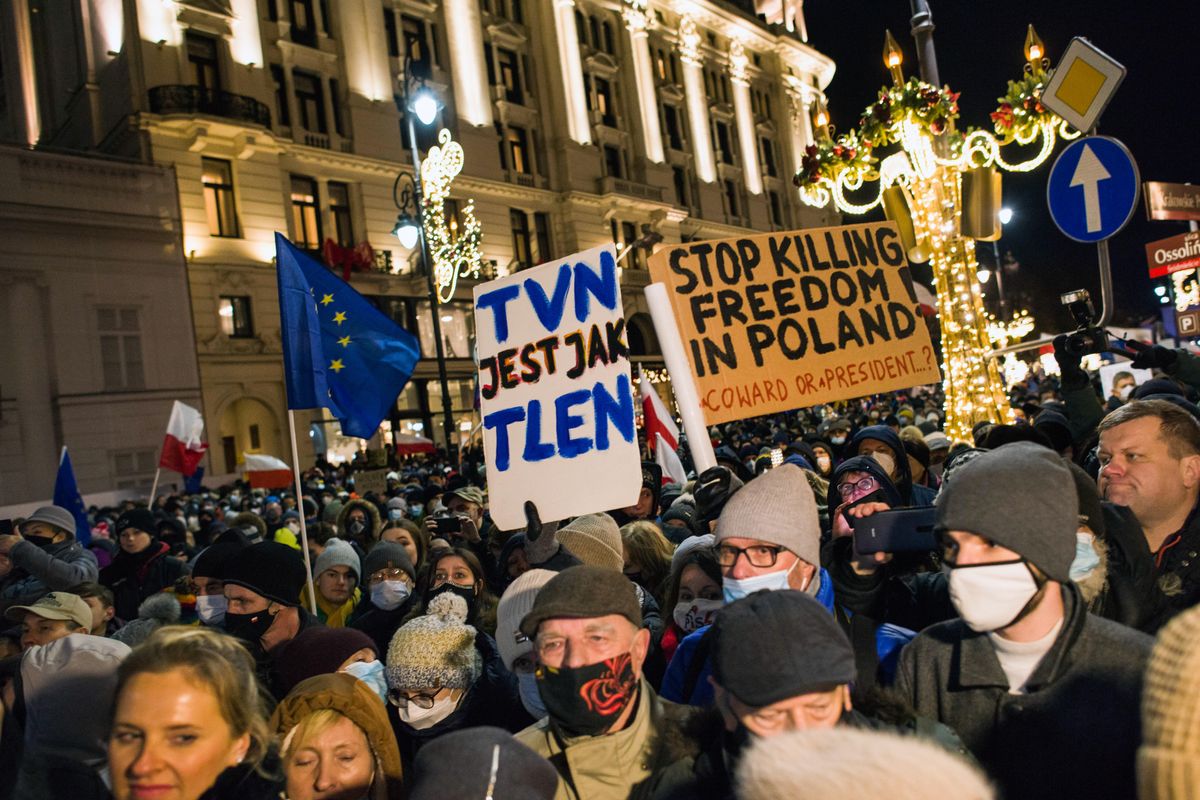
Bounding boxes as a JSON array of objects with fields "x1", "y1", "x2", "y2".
[
  {"x1": 853, "y1": 507, "x2": 939, "y2": 554},
  {"x1": 1109, "y1": 338, "x2": 1149, "y2": 360},
  {"x1": 434, "y1": 515, "x2": 462, "y2": 535},
  {"x1": 0, "y1": 519, "x2": 12, "y2": 537}
]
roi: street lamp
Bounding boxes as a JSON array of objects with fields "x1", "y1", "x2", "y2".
[
  {"x1": 992, "y1": 206, "x2": 1013, "y2": 319},
  {"x1": 391, "y1": 53, "x2": 455, "y2": 455}
]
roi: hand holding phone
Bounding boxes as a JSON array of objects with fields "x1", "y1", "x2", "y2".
[
  {"x1": 852, "y1": 507, "x2": 939, "y2": 555},
  {"x1": 434, "y1": 515, "x2": 463, "y2": 535}
]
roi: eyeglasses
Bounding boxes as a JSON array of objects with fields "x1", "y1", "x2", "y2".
[
  {"x1": 368, "y1": 568, "x2": 411, "y2": 587},
  {"x1": 837, "y1": 476, "x2": 878, "y2": 499},
  {"x1": 715, "y1": 544, "x2": 783, "y2": 569},
  {"x1": 389, "y1": 689, "x2": 439, "y2": 709}
]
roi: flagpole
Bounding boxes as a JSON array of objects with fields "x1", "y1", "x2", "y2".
[
  {"x1": 149, "y1": 468, "x2": 162, "y2": 506},
  {"x1": 287, "y1": 410, "x2": 320, "y2": 616}
]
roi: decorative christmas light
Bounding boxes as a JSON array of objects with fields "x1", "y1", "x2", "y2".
[
  {"x1": 420, "y1": 129, "x2": 485, "y2": 303},
  {"x1": 986, "y1": 309, "x2": 1035, "y2": 348},
  {"x1": 1173, "y1": 270, "x2": 1200, "y2": 312},
  {"x1": 1002, "y1": 353, "x2": 1030, "y2": 385},
  {"x1": 793, "y1": 26, "x2": 1078, "y2": 442}
]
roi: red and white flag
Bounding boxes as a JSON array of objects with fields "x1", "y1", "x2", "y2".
[
  {"x1": 639, "y1": 374, "x2": 679, "y2": 454},
  {"x1": 158, "y1": 401, "x2": 208, "y2": 476},
  {"x1": 655, "y1": 432, "x2": 687, "y2": 486},
  {"x1": 244, "y1": 453, "x2": 293, "y2": 489}
]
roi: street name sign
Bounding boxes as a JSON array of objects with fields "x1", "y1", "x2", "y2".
[
  {"x1": 1147, "y1": 231, "x2": 1200, "y2": 279},
  {"x1": 1145, "y1": 182, "x2": 1200, "y2": 222}
]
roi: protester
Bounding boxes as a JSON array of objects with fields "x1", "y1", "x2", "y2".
[
  {"x1": 349, "y1": 542, "x2": 420, "y2": 653},
  {"x1": 0, "y1": 505, "x2": 99, "y2": 610},
  {"x1": 378, "y1": 519, "x2": 427, "y2": 575},
  {"x1": 6, "y1": 591, "x2": 93, "y2": 651},
  {"x1": 620, "y1": 521, "x2": 675, "y2": 605},
  {"x1": 309, "y1": 539, "x2": 363, "y2": 627},
  {"x1": 110, "y1": 592, "x2": 182, "y2": 647},
  {"x1": 407, "y1": 726, "x2": 559, "y2": 800},
  {"x1": 272, "y1": 672, "x2": 404, "y2": 800},
  {"x1": 424, "y1": 546, "x2": 498, "y2": 635},
  {"x1": 100, "y1": 508, "x2": 187, "y2": 620},
  {"x1": 659, "y1": 536, "x2": 721, "y2": 665},
  {"x1": 72, "y1": 581, "x2": 119, "y2": 636},
  {"x1": 494, "y1": 568, "x2": 556, "y2": 719},
  {"x1": 190, "y1": 533, "x2": 250, "y2": 628},
  {"x1": 337, "y1": 499, "x2": 381, "y2": 555},
  {"x1": 848, "y1": 425, "x2": 936, "y2": 505},
  {"x1": 107, "y1": 627, "x2": 280, "y2": 800},
  {"x1": 893, "y1": 442, "x2": 1153, "y2": 800},
  {"x1": 515, "y1": 565, "x2": 699, "y2": 800}
]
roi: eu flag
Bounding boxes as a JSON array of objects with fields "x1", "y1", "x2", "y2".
[
  {"x1": 53, "y1": 447, "x2": 90, "y2": 546},
  {"x1": 275, "y1": 233, "x2": 421, "y2": 439}
]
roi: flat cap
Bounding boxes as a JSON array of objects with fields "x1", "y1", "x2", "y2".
[{"x1": 519, "y1": 565, "x2": 641, "y2": 639}]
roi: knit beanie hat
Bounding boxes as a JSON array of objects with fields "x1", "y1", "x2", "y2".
[
  {"x1": 314, "y1": 539, "x2": 361, "y2": 582},
  {"x1": 924, "y1": 431, "x2": 951, "y2": 451},
  {"x1": 408, "y1": 726, "x2": 558, "y2": 800},
  {"x1": 386, "y1": 592, "x2": 481, "y2": 691},
  {"x1": 274, "y1": 626, "x2": 380, "y2": 696},
  {"x1": 935, "y1": 441, "x2": 1077, "y2": 583},
  {"x1": 116, "y1": 508, "x2": 158, "y2": 537},
  {"x1": 111, "y1": 594, "x2": 181, "y2": 648},
  {"x1": 191, "y1": 540, "x2": 247, "y2": 579},
  {"x1": 736, "y1": 728, "x2": 993, "y2": 800},
  {"x1": 670, "y1": 534, "x2": 714, "y2": 577},
  {"x1": 1065, "y1": 461, "x2": 1105, "y2": 537},
  {"x1": 363, "y1": 541, "x2": 415, "y2": 583},
  {"x1": 222, "y1": 540, "x2": 308, "y2": 607},
  {"x1": 1139, "y1": 603, "x2": 1200, "y2": 799},
  {"x1": 557, "y1": 513, "x2": 624, "y2": 573},
  {"x1": 495, "y1": 569, "x2": 556, "y2": 670},
  {"x1": 715, "y1": 464, "x2": 820, "y2": 568}
]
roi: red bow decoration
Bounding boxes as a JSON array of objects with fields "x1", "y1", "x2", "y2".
[{"x1": 322, "y1": 239, "x2": 376, "y2": 281}]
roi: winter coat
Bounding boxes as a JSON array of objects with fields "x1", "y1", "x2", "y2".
[
  {"x1": 515, "y1": 679, "x2": 702, "y2": 800},
  {"x1": 99, "y1": 541, "x2": 186, "y2": 621},
  {"x1": 894, "y1": 582, "x2": 1152, "y2": 800},
  {"x1": 196, "y1": 752, "x2": 286, "y2": 800},
  {"x1": 0, "y1": 538, "x2": 99, "y2": 608},
  {"x1": 336, "y1": 498, "x2": 382, "y2": 546},
  {"x1": 847, "y1": 426, "x2": 936, "y2": 507},
  {"x1": 1137, "y1": 496, "x2": 1200, "y2": 629}
]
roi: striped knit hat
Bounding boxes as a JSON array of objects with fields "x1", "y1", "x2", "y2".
[
  {"x1": 557, "y1": 513, "x2": 624, "y2": 573},
  {"x1": 1139, "y1": 603, "x2": 1200, "y2": 799},
  {"x1": 386, "y1": 592, "x2": 481, "y2": 691}
]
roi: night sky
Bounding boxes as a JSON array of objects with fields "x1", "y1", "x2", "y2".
[{"x1": 803, "y1": 0, "x2": 1200, "y2": 335}]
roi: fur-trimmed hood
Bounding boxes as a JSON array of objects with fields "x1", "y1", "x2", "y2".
[{"x1": 336, "y1": 498, "x2": 382, "y2": 541}]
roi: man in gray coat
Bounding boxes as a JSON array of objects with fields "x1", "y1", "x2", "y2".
[
  {"x1": 892, "y1": 442, "x2": 1152, "y2": 800},
  {"x1": 0, "y1": 506, "x2": 98, "y2": 613}
]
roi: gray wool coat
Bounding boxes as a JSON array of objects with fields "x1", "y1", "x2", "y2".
[{"x1": 894, "y1": 582, "x2": 1151, "y2": 800}]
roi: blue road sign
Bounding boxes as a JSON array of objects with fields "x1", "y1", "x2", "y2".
[{"x1": 1047, "y1": 136, "x2": 1140, "y2": 243}]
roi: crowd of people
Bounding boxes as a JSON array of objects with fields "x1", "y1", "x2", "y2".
[{"x1": 3, "y1": 338, "x2": 1200, "y2": 799}]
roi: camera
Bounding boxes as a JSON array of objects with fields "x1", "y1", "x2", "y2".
[{"x1": 1058, "y1": 289, "x2": 1109, "y2": 357}]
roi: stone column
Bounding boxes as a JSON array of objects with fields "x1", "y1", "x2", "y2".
[
  {"x1": 622, "y1": 0, "x2": 663, "y2": 163},
  {"x1": 728, "y1": 40, "x2": 760, "y2": 195},
  {"x1": 442, "y1": 0, "x2": 493, "y2": 126},
  {"x1": 553, "y1": 0, "x2": 591, "y2": 145},
  {"x1": 678, "y1": 16, "x2": 714, "y2": 183}
]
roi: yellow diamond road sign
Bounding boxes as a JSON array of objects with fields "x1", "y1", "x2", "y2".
[{"x1": 1041, "y1": 37, "x2": 1126, "y2": 134}]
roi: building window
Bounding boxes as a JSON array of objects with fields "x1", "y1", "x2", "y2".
[
  {"x1": 291, "y1": 0, "x2": 317, "y2": 46},
  {"x1": 575, "y1": 10, "x2": 587, "y2": 45},
  {"x1": 497, "y1": 47, "x2": 523, "y2": 104},
  {"x1": 760, "y1": 136, "x2": 777, "y2": 177},
  {"x1": 603, "y1": 145, "x2": 623, "y2": 179},
  {"x1": 723, "y1": 179, "x2": 739, "y2": 218},
  {"x1": 186, "y1": 32, "x2": 221, "y2": 92},
  {"x1": 672, "y1": 166, "x2": 689, "y2": 208},
  {"x1": 402, "y1": 15, "x2": 434, "y2": 76},
  {"x1": 594, "y1": 77, "x2": 615, "y2": 126},
  {"x1": 506, "y1": 126, "x2": 530, "y2": 174},
  {"x1": 444, "y1": 199, "x2": 462, "y2": 242},
  {"x1": 98, "y1": 308, "x2": 145, "y2": 390},
  {"x1": 219, "y1": 296, "x2": 254, "y2": 338},
  {"x1": 534, "y1": 212, "x2": 552, "y2": 265},
  {"x1": 510, "y1": 209, "x2": 533, "y2": 271},
  {"x1": 201, "y1": 158, "x2": 239, "y2": 237},
  {"x1": 416, "y1": 301, "x2": 474, "y2": 358},
  {"x1": 384, "y1": 10, "x2": 399, "y2": 57},
  {"x1": 768, "y1": 190, "x2": 785, "y2": 228},
  {"x1": 621, "y1": 221, "x2": 646, "y2": 270},
  {"x1": 293, "y1": 71, "x2": 326, "y2": 133},
  {"x1": 600, "y1": 20, "x2": 616, "y2": 54},
  {"x1": 270, "y1": 64, "x2": 290, "y2": 126},
  {"x1": 249, "y1": 423, "x2": 261, "y2": 449},
  {"x1": 328, "y1": 182, "x2": 353, "y2": 246},
  {"x1": 329, "y1": 78, "x2": 343, "y2": 135},
  {"x1": 290, "y1": 176, "x2": 322, "y2": 250},
  {"x1": 715, "y1": 121, "x2": 735, "y2": 165},
  {"x1": 663, "y1": 104, "x2": 683, "y2": 150},
  {"x1": 111, "y1": 448, "x2": 157, "y2": 490}
]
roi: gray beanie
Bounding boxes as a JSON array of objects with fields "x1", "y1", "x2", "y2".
[
  {"x1": 495, "y1": 569, "x2": 556, "y2": 670},
  {"x1": 715, "y1": 465, "x2": 821, "y2": 568},
  {"x1": 314, "y1": 539, "x2": 361, "y2": 582},
  {"x1": 935, "y1": 441, "x2": 1077, "y2": 583},
  {"x1": 363, "y1": 541, "x2": 415, "y2": 582}
]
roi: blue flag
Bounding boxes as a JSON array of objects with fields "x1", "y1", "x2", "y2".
[
  {"x1": 275, "y1": 233, "x2": 421, "y2": 439},
  {"x1": 53, "y1": 447, "x2": 90, "y2": 546},
  {"x1": 184, "y1": 467, "x2": 205, "y2": 495}
]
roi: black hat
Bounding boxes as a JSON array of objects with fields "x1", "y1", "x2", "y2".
[
  {"x1": 363, "y1": 541, "x2": 415, "y2": 582},
  {"x1": 408, "y1": 727, "x2": 558, "y2": 800},
  {"x1": 221, "y1": 541, "x2": 307, "y2": 607},
  {"x1": 192, "y1": 540, "x2": 249, "y2": 579},
  {"x1": 116, "y1": 508, "x2": 158, "y2": 537},
  {"x1": 1065, "y1": 461, "x2": 1105, "y2": 537},
  {"x1": 695, "y1": 466, "x2": 744, "y2": 524},
  {"x1": 519, "y1": 565, "x2": 641, "y2": 638},
  {"x1": 712, "y1": 590, "x2": 855, "y2": 707}
]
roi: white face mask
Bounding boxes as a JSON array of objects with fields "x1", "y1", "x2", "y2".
[
  {"x1": 869, "y1": 451, "x2": 896, "y2": 477},
  {"x1": 517, "y1": 670, "x2": 548, "y2": 719},
  {"x1": 948, "y1": 562, "x2": 1040, "y2": 632},
  {"x1": 816, "y1": 455, "x2": 832, "y2": 473},
  {"x1": 196, "y1": 595, "x2": 227, "y2": 627},
  {"x1": 342, "y1": 659, "x2": 389, "y2": 704},
  {"x1": 370, "y1": 579, "x2": 412, "y2": 611},
  {"x1": 673, "y1": 598, "x2": 723, "y2": 633},
  {"x1": 1118, "y1": 384, "x2": 1134, "y2": 401},
  {"x1": 1070, "y1": 532, "x2": 1101, "y2": 581},
  {"x1": 723, "y1": 561, "x2": 799, "y2": 603},
  {"x1": 396, "y1": 692, "x2": 460, "y2": 730},
  {"x1": 286, "y1": 520, "x2": 301, "y2": 534},
  {"x1": 830, "y1": 435, "x2": 846, "y2": 446}
]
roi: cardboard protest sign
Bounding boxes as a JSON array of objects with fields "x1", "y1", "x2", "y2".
[
  {"x1": 474, "y1": 245, "x2": 642, "y2": 530},
  {"x1": 647, "y1": 221, "x2": 941, "y2": 425},
  {"x1": 354, "y1": 469, "x2": 388, "y2": 497}
]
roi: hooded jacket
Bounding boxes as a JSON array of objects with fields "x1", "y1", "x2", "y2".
[
  {"x1": 336, "y1": 499, "x2": 382, "y2": 546},
  {"x1": 271, "y1": 672, "x2": 404, "y2": 800},
  {"x1": 99, "y1": 540, "x2": 187, "y2": 621},
  {"x1": 1, "y1": 538, "x2": 99, "y2": 607},
  {"x1": 847, "y1": 426, "x2": 936, "y2": 507}
]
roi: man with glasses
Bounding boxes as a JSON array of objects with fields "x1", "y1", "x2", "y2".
[
  {"x1": 893, "y1": 442, "x2": 1151, "y2": 800},
  {"x1": 349, "y1": 542, "x2": 418, "y2": 654}
]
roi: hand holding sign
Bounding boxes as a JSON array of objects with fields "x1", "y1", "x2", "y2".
[{"x1": 475, "y1": 246, "x2": 642, "y2": 530}]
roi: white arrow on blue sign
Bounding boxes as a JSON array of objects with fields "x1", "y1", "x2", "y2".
[{"x1": 1046, "y1": 136, "x2": 1140, "y2": 243}]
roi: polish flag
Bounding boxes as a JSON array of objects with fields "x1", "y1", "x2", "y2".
[
  {"x1": 639, "y1": 374, "x2": 679, "y2": 454},
  {"x1": 244, "y1": 453, "x2": 294, "y2": 489},
  {"x1": 655, "y1": 432, "x2": 687, "y2": 486},
  {"x1": 158, "y1": 401, "x2": 208, "y2": 476}
]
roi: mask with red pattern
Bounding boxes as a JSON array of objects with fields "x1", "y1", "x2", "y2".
[{"x1": 536, "y1": 653, "x2": 639, "y2": 736}]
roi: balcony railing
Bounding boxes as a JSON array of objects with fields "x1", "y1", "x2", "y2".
[
  {"x1": 596, "y1": 176, "x2": 664, "y2": 202},
  {"x1": 148, "y1": 85, "x2": 272, "y2": 128}
]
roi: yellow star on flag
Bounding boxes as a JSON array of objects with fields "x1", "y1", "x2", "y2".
[
  {"x1": 333, "y1": 311, "x2": 347, "y2": 325},
  {"x1": 337, "y1": 335, "x2": 351, "y2": 347},
  {"x1": 329, "y1": 359, "x2": 345, "y2": 372},
  {"x1": 320, "y1": 293, "x2": 334, "y2": 306}
]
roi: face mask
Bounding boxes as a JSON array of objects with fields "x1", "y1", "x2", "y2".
[
  {"x1": 723, "y1": 561, "x2": 798, "y2": 603},
  {"x1": 537, "y1": 652, "x2": 639, "y2": 737},
  {"x1": 371, "y1": 580, "x2": 411, "y2": 611},
  {"x1": 1118, "y1": 384, "x2": 1134, "y2": 401},
  {"x1": 223, "y1": 608, "x2": 277, "y2": 647},
  {"x1": 430, "y1": 582, "x2": 477, "y2": 617},
  {"x1": 348, "y1": 520, "x2": 367, "y2": 537},
  {"x1": 673, "y1": 599, "x2": 723, "y2": 633},
  {"x1": 396, "y1": 693, "x2": 460, "y2": 731},
  {"x1": 830, "y1": 435, "x2": 846, "y2": 446},
  {"x1": 1070, "y1": 532, "x2": 1101, "y2": 581},
  {"x1": 517, "y1": 670, "x2": 548, "y2": 719},
  {"x1": 948, "y1": 561, "x2": 1040, "y2": 632},
  {"x1": 914, "y1": 415, "x2": 927, "y2": 426},
  {"x1": 409, "y1": 505, "x2": 423, "y2": 519},
  {"x1": 343, "y1": 659, "x2": 389, "y2": 704},
  {"x1": 388, "y1": 509, "x2": 405, "y2": 522},
  {"x1": 816, "y1": 455, "x2": 832, "y2": 473},
  {"x1": 286, "y1": 521, "x2": 301, "y2": 534},
  {"x1": 869, "y1": 451, "x2": 896, "y2": 477},
  {"x1": 24, "y1": 534, "x2": 57, "y2": 550},
  {"x1": 196, "y1": 595, "x2": 227, "y2": 627}
]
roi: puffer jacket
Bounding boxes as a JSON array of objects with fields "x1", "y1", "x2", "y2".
[{"x1": 1, "y1": 538, "x2": 99, "y2": 610}]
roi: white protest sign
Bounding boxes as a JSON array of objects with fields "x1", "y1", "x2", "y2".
[
  {"x1": 1098, "y1": 361, "x2": 1151, "y2": 400},
  {"x1": 474, "y1": 245, "x2": 642, "y2": 530}
]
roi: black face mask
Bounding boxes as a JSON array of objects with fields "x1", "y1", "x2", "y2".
[
  {"x1": 24, "y1": 534, "x2": 57, "y2": 550},
  {"x1": 223, "y1": 608, "x2": 276, "y2": 651},
  {"x1": 428, "y1": 582, "x2": 477, "y2": 618},
  {"x1": 536, "y1": 652, "x2": 639, "y2": 737}
]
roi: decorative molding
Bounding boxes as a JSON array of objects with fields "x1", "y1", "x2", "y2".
[
  {"x1": 677, "y1": 16, "x2": 702, "y2": 66},
  {"x1": 728, "y1": 39, "x2": 749, "y2": 86},
  {"x1": 622, "y1": 0, "x2": 650, "y2": 34}
]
